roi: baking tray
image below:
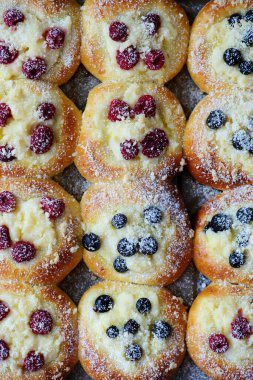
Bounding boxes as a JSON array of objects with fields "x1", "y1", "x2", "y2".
[{"x1": 57, "y1": 1, "x2": 219, "y2": 378}]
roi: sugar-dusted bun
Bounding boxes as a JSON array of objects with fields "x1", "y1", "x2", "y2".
[
  {"x1": 81, "y1": 180, "x2": 193, "y2": 285},
  {"x1": 187, "y1": 282, "x2": 253, "y2": 380},
  {"x1": 79, "y1": 281, "x2": 187, "y2": 380},
  {"x1": 0, "y1": 80, "x2": 81, "y2": 178},
  {"x1": 81, "y1": 0, "x2": 189, "y2": 84},
  {"x1": 0, "y1": 280, "x2": 78, "y2": 379},
  {"x1": 188, "y1": 0, "x2": 253, "y2": 93},
  {"x1": 75, "y1": 82, "x2": 185, "y2": 182},
  {"x1": 0, "y1": 178, "x2": 82, "y2": 284},
  {"x1": 0, "y1": 0, "x2": 80, "y2": 84},
  {"x1": 184, "y1": 90, "x2": 253, "y2": 190}
]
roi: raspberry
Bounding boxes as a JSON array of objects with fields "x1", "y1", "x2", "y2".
[
  {"x1": 209, "y1": 333, "x2": 229, "y2": 353},
  {"x1": 141, "y1": 128, "x2": 169, "y2": 158},
  {"x1": 145, "y1": 49, "x2": 165, "y2": 70},
  {"x1": 37, "y1": 103, "x2": 56, "y2": 121},
  {"x1": 0, "y1": 103, "x2": 12, "y2": 127},
  {"x1": 11, "y1": 241, "x2": 36, "y2": 263},
  {"x1": 22, "y1": 57, "x2": 47, "y2": 80},
  {"x1": 108, "y1": 99, "x2": 133, "y2": 122},
  {"x1": 142, "y1": 13, "x2": 161, "y2": 35},
  {"x1": 0, "y1": 42, "x2": 18, "y2": 64},
  {"x1": 231, "y1": 315, "x2": 252, "y2": 339},
  {"x1": 30, "y1": 125, "x2": 54, "y2": 154},
  {"x1": 0, "y1": 226, "x2": 11, "y2": 249},
  {"x1": 3, "y1": 9, "x2": 25, "y2": 27},
  {"x1": 29, "y1": 310, "x2": 53, "y2": 335},
  {"x1": 120, "y1": 139, "x2": 139, "y2": 160},
  {"x1": 0, "y1": 301, "x2": 10, "y2": 321},
  {"x1": 0, "y1": 340, "x2": 9, "y2": 361},
  {"x1": 44, "y1": 27, "x2": 65, "y2": 49},
  {"x1": 41, "y1": 197, "x2": 65, "y2": 219},
  {"x1": 134, "y1": 95, "x2": 156, "y2": 118},
  {"x1": 116, "y1": 45, "x2": 140, "y2": 70},
  {"x1": 0, "y1": 145, "x2": 16, "y2": 162},
  {"x1": 23, "y1": 351, "x2": 45, "y2": 372},
  {"x1": 109, "y1": 21, "x2": 128, "y2": 42},
  {"x1": 0, "y1": 191, "x2": 16, "y2": 213}
]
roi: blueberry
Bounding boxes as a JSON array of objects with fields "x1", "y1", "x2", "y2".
[
  {"x1": 152, "y1": 321, "x2": 172, "y2": 339},
  {"x1": 228, "y1": 13, "x2": 242, "y2": 26},
  {"x1": 204, "y1": 221, "x2": 213, "y2": 232},
  {"x1": 82, "y1": 233, "x2": 101, "y2": 252},
  {"x1": 223, "y1": 48, "x2": 242, "y2": 66},
  {"x1": 117, "y1": 238, "x2": 137, "y2": 257},
  {"x1": 249, "y1": 139, "x2": 253, "y2": 154},
  {"x1": 242, "y1": 29, "x2": 253, "y2": 46},
  {"x1": 111, "y1": 213, "x2": 127, "y2": 229},
  {"x1": 125, "y1": 344, "x2": 143, "y2": 361},
  {"x1": 239, "y1": 61, "x2": 253, "y2": 75},
  {"x1": 113, "y1": 256, "x2": 129, "y2": 273},
  {"x1": 248, "y1": 116, "x2": 253, "y2": 131},
  {"x1": 124, "y1": 319, "x2": 140, "y2": 335},
  {"x1": 206, "y1": 110, "x2": 226, "y2": 129},
  {"x1": 143, "y1": 206, "x2": 163, "y2": 224},
  {"x1": 245, "y1": 10, "x2": 253, "y2": 22},
  {"x1": 93, "y1": 295, "x2": 114, "y2": 313},
  {"x1": 106, "y1": 325, "x2": 119, "y2": 338},
  {"x1": 139, "y1": 236, "x2": 158, "y2": 255},
  {"x1": 236, "y1": 231, "x2": 249, "y2": 247},
  {"x1": 136, "y1": 298, "x2": 152, "y2": 314},
  {"x1": 208, "y1": 213, "x2": 233, "y2": 233},
  {"x1": 236, "y1": 207, "x2": 253, "y2": 223},
  {"x1": 232, "y1": 130, "x2": 251, "y2": 150},
  {"x1": 229, "y1": 250, "x2": 246, "y2": 268}
]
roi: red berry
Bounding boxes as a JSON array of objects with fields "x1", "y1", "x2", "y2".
[
  {"x1": 209, "y1": 333, "x2": 229, "y2": 353},
  {"x1": 134, "y1": 95, "x2": 156, "y2": 118},
  {"x1": 44, "y1": 27, "x2": 65, "y2": 50},
  {"x1": 108, "y1": 99, "x2": 133, "y2": 122},
  {"x1": 141, "y1": 128, "x2": 169, "y2": 158},
  {"x1": 0, "y1": 145, "x2": 16, "y2": 162},
  {"x1": 0, "y1": 301, "x2": 10, "y2": 321},
  {"x1": 0, "y1": 226, "x2": 11, "y2": 250},
  {"x1": 116, "y1": 45, "x2": 140, "y2": 70},
  {"x1": 120, "y1": 139, "x2": 139, "y2": 160},
  {"x1": 23, "y1": 351, "x2": 45, "y2": 372},
  {"x1": 30, "y1": 125, "x2": 54, "y2": 154},
  {"x1": 3, "y1": 8, "x2": 25, "y2": 27},
  {"x1": 29, "y1": 310, "x2": 53, "y2": 335},
  {"x1": 11, "y1": 241, "x2": 36, "y2": 263},
  {"x1": 231, "y1": 315, "x2": 252, "y2": 339},
  {"x1": 0, "y1": 103, "x2": 12, "y2": 127},
  {"x1": 0, "y1": 191, "x2": 16, "y2": 213},
  {"x1": 22, "y1": 57, "x2": 47, "y2": 80},
  {"x1": 0, "y1": 340, "x2": 9, "y2": 361},
  {"x1": 0, "y1": 42, "x2": 18, "y2": 64},
  {"x1": 145, "y1": 49, "x2": 165, "y2": 70},
  {"x1": 142, "y1": 13, "x2": 161, "y2": 35},
  {"x1": 41, "y1": 197, "x2": 65, "y2": 219},
  {"x1": 109, "y1": 21, "x2": 128, "y2": 42},
  {"x1": 37, "y1": 103, "x2": 56, "y2": 121}
]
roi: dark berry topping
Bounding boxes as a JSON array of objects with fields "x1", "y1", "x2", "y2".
[
  {"x1": 38, "y1": 103, "x2": 56, "y2": 121},
  {"x1": 124, "y1": 319, "x2": 140, "y2": 335},
  {"x1": 143, "y1": 206, "x2": 163, "y2": 224},
  {"x1": 82, "y1": 233, "x2": 101, "y2": 252},
  {"x1": 236, "y1": 207, "x2": 253, "y2": 223},
  {"x1": 0, "y1": 103, "x2": 12, "y2": 127},
  {"x1": 145, "y1": 49, "x2": 165, "y2": 70},
  {"x1": 126, "y1": 344, "x2": 142, "y2": 361},
  {"x1": 152, "y1": 321, "x2": 172, "y2": 339},
  {"x1": 0, "y1": 42, "x2": 18, "y2": 64},
  {"x1": 232, "y1": 130, "x2": 251, "y2": 150},
  {"x1": 209, "y1": 333, "x2": 229, "y2": 353},
  {"x1": 109, "y1": 21, "x2": 128, "y2": 42},
  {"x1": 239, "y1": 60, "x2": 253, "y2": 75},
  {"x1": 108, "y1": 99, "x2": 133, "y2": 122},
  {"x1": 245, "y1": 10, "x2": 253, "y2": 22},
  {"x1": 93, "y1": 295, "x2": 114, "y2": 313},
  {"x1": 141, "y1": 128, "x2": 169, "y2": 158},
  {"x1": 142, "y1": 13, "x2": 161, "y2": 36},
  {"x1": 134, "y1": 95, "x2": 156, "y2": 118},
  {"x1": 0, "y1": 191, "x2": 16, "y2": 213},
  {"x1": 206, "y1": 110, "x2": 226, "y2": 129},
  {"x1": 242, "y1": 29, "x2": 253, "y2": 46},
  {"x1": 139, "y1": 236, "x2": 158, "y2": 255},
  {"x1": 231, "y1": 315, "x2": 252, "y2": 339},
  {"x1": 136, "y1": 298, "x2": 151, "y2": 314},
  {"x1": 23, "y1": 351, "x2": 45, "y2": 372},
  {"x1": 30, "y1": 125, "x2": 54, "y2": 154},
  {"x1": 120, "y1": 139, "x2": 139, "y2": 160},
  {"x1": 223, "y1": 48, "x2": 242, "y2": 66},
  {"x1": 116, "y1": 45, "x2": 140, "y2": 70},
  {"x1": 106, "y1": 325, "x2": 119, "y2": 338},
  {"x1": 113, "y1": 256, "x2": 129, "y2": 273},
  {"x1": 0, "y1": 144, "x2": 16, "y2": 162},
  {"x1": 11, "y1": 241, "x2": 36, "y2": 263},
  {"x1": 29, "y1": 310, "x2": 53, "y2": 335},
  {"x1": 117, "y1": 238, "x2": 137, "y2": 257},
  {"x1": 229, "y1": 250, "x2": 246, "y2": 268},
  {"x1": 228, "y1": 13, "x2": 242, "y2": 26},
  {"x1": 236, "y1": 231, "x2": 249, "y2": 247},
  {"x1": 3, "y1": 8, "x2": 25, "y2": 27},
  {"x1": 41, "y1": 197, "x2": 65, "y2": 219},
  {"x1": 0, "y1": 340, "x2": 9, "y2": 361},
  {"x1": 0, "y1": 225, "x2": 11, "y2": 250},
  {"x1": 22, "y1": 57, "x2": 47, "y2": 80},
  {"x1": 44, "y1": 27, "x2": 65, "y2": 49},
  {"x1": 0, "y1": 301, "x2": 10, "y2": 321},
  {"x1": 206, "y1": 213, "x2": 233, "y2": 233},
  {"x1": 111, "y1": 213, "x2": 127, "y2": 229}
]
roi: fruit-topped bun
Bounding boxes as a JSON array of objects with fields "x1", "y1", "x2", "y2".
[
  {"x1": 75, "y1": 82, "x2": 185, "y2": 183},
  {"x1": 78, "y1": 281, "x2": 187, "y2": 380},
  {"x1": 81, "y1": 0, "x2": 189, "y2": 84},
  {"x1": 0, "y1": 178, "x2": 83, "y2": 284}
]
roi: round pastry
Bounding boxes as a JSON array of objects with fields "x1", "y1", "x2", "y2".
[
  {"x1": 0, "y1": 178, "x2": 83, "y2": 284},
  {"x1": 81, "y1": 180, "x2": 193, "y2": 285},
  {"x1": 188, "y1": 0, "x2": 253, "y2": 93},
  {"x1": 0, "y1": 280, "x2": 78, "y2": 379},
  {"x1": 0, "y1": 0, "x2": 80, "y2": 84},
  {"x1": 0, "y1": 80, "x2": 80, "y2": 178},
  {"x1": 187, "y1": 282, "x2": 253, "y2": 380},
  {"x1": 75, "y1": 82, "x2": 185, "y2": 182},
  {"x1": 184, "y1": 90, "x2": 253, "y2": 190},
  {"x1": 195, "y1": 185, "x2": 253, "y2": 285},
  {"x1": 81, "y1": 0, "x2": 189, "y2": 84},
  {"x1": 79, "y1": 281, "x2": 187, "y2": 380}
]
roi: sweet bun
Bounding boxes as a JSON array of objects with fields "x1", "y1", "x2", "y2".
[
  {"x1": 81, "y1": 0, "x2": 189, "y2": 84},
  {"x1": 184, "y1": 90, "x2": 253, "y2": 190},
  {"x1": 75, "y1": 82, "x2": 185, "y2": 182},
  {"x1": 187, "y1": 282, "x2": 253, "y2": 380},
  {"x1": 0, "y1": 80, "x2": 81, "y2": 178},
  {"x1": 81, "y1": 180, "x2": 193, "y2": 286},
  {"x1": 0, "y1": 280, "x2": 78, "y2": 379},
  {"x1": 188, "y1": 0, "x2": 253, "y2": 93},
  {"x1": 0, "y1": 178, "x2": 83, "y2": 284},
  {"x1": 79, "y1": 281, "x2": 187, "y2": 380},
  {"x1": 0, "y1": 0, "x2": 80, "y2": 84}
]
